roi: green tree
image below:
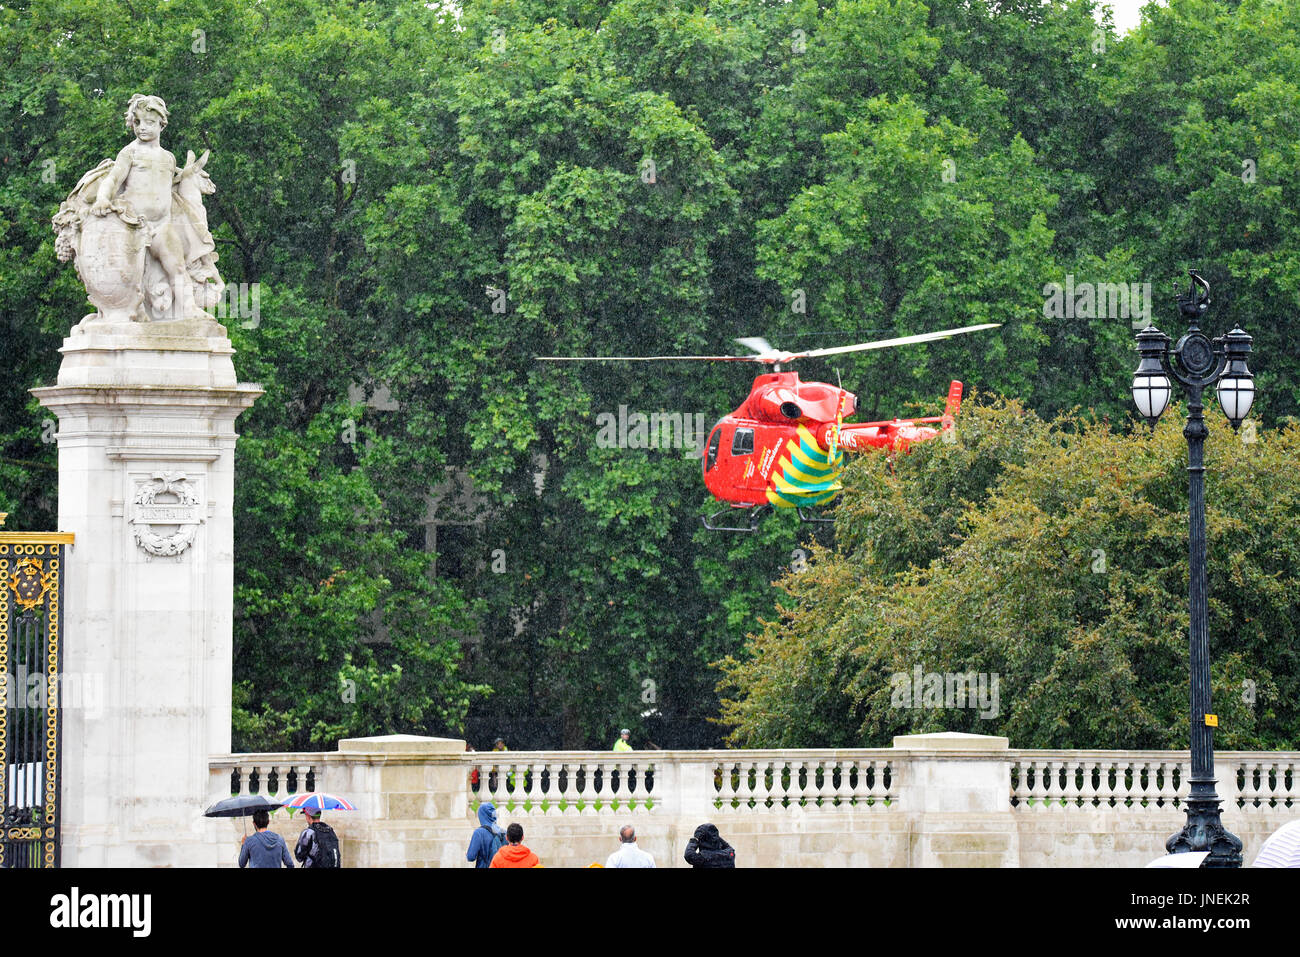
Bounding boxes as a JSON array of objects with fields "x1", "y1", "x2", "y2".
[
  {"x1": 720, "y1": 398, "x2": 1300, "y2": 750},
  {"x1": 0, "y1": 0, "x2": 487, "y2": 749},
  {"x1": 755, "y1": 95, "x2": 1056, "y2": 418},
  {"x1": 4, "y1": 0, "x2": 1299, "y2": 752}
]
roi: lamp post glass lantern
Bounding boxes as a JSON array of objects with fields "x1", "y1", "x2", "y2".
[
  {"x1": 1130, "y1": 269, "x2": 1251, "y2": 868},
  {"x1": 1216, "y1": 325, "x2": 1256, "y2": 426},
  {"x1": 1132, "y1": 325, "x2": 1173, "y2": 424}
]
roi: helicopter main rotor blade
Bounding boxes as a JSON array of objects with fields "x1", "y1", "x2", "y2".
[
  {"x1": 536, "y1": 354, "x2": 765, "y2": 362},
  {"x1": 536, "y1": 323, "x2": 1001, "y2": 365},
  {"x1": 789, "y1": 323, "x2": 1001, "y2": 360}
]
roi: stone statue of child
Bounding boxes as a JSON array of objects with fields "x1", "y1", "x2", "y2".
[{"x1": 53, "y1": 94, "x2": 223, "y2": 325}]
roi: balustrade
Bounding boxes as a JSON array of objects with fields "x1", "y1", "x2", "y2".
[
  {"x1": 211, "y1": 754, "x2": 323, "y2": 801},
  {"x1": 711, "y1": 752, "x2": 894, "y2": 811},
  {"x1": 465, "y1": 753, "x2": 657, "y2": 814},
  {"x1": 203, "y1": 742, "x2": 1300, "y2": 867},
  {"x1": 1008, "y1": 752, "x2": 1297, "y2": 811},
  {"x1": 211, "y1": 748, "x2": 1297, "y2": 820}
]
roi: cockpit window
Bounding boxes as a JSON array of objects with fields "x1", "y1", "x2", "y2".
[
  {"x1": 705, "y1": 427, "x2": 722, "y2": 472},
  {"x1": 731, "y1": 428, "x2": 754, "y2": 456}
]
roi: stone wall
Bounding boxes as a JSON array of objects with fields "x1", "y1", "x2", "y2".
[{"x1": 209, "y1": 732, "x2": 1300, "y2": 868}]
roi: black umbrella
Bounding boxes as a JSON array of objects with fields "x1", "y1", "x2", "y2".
[{"x1": 204, "y1": 795, "x2": 284, "y2": 818}]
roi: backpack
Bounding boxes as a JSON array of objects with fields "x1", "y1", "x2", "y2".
[
  {"x1": 309, "y1": 822, "x2": 341, "y2": 868},
  {"x1": 480, "y1": 826, "x2": 506, "y2": 864}
]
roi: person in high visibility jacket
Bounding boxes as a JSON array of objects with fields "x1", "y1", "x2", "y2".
[{"x1": 613, "y1": 728, "x2": 633, "y2": 752}]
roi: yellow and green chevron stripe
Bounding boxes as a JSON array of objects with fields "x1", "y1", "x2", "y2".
[{"x1": 766, "y1": 424, "x2": 844, "y2": 508}]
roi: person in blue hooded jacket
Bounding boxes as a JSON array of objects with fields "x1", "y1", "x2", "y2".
[{"x1": 466, "y1": 802, "x2": 507, "y2": 868}]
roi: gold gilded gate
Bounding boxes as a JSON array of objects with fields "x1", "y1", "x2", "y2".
[{"x1": 0, "y1": 518, "x2": 73, "y2": 868}]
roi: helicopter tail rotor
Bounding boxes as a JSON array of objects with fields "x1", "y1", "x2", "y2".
[{"x1": 942, "y1": 380, "x2": 963, "y2": 431}]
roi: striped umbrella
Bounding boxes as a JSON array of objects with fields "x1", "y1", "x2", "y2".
[
  {"x1": 1252, "y1": 819, "x2": 1300, "y2": 867},
  {"x1": 281, "y1": 792, "x2": 356, "y2": 813}
]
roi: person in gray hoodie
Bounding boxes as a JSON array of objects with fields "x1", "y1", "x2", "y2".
[
  {"x1": 466, "y1": 802, "x2": 507, "y2": 868},
  {"x1": 238, "y1": 809, "x2": 294, "y2": 868}
]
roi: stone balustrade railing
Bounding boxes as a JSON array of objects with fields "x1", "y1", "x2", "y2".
[
  {"x1": 207, "y1": 734, "x2": 1299, "y2": 866},
  {"x1": 1007, "y1": 750, "x2": 1300, "y2": 811},
  {"x1": 709, "y1": 750, "x2": 895, "y2": 810},
  {"x1": 466, "y1": 753, "x2": 655, "y2": 812},
  {"x1": 462, "y1": 749, "x2": 897, "y2": 813},
  {"x1": 212, "y1": 745, "x2": 1299, "y2": 814},
  {"x1": 211, "y1": 753, "x2": 323, "y2": 804}
]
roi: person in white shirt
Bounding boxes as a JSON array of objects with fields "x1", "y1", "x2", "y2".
[{"x1": 605, "y1": 824, "x2": 656, "y2": 868}]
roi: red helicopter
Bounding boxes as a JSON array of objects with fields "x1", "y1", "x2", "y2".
[{"x1": 539, "y1": 323, "x2": 1000, "y2": 531}]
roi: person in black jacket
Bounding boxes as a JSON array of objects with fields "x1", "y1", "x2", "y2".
[
  {"x1": 684, "y1": 823, "x2": 735, "y2": 868},
  {"x1": 294, "y1": 808, "x2": 341, "y2": 868}
]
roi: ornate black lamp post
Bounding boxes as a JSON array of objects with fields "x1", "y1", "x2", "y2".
[{"x1": 1132, "y1": 269, "x2": 1251, "y2": 867}]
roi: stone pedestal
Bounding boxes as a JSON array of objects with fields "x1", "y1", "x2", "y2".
[
  {"x1": 893, "y1": 731, "x2": 1018, "y2": 867},
  {"x1": 33, "y1": 320, "x2": 260, "y2": 866},
  {"x1": 332, "y1": 735, "x2": 468, "y2": 868}
]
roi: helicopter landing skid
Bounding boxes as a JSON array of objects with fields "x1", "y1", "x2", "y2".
[
  {"x1": 796, "y1": 507, "x2": 834, "y2": 525},
  {"x1": 702, "y1": 504, "x2": 771, "y2": 533},
  {"x1": 701, "y1": 504, "x2": 835, "y2": 532}
]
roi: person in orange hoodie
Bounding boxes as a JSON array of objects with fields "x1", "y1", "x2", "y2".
[{"x1": 489, "y1": 822, "x2": 541, "y2": 868}]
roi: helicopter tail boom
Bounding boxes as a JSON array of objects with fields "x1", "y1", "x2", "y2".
[{"x1": 823, "y1": 381, "x2": 963, "y2": 452}]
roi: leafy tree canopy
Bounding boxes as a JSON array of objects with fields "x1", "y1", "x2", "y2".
[
  {"x1": 0, "y1": 0, "x2": 1296, "y2": 750},
  {"x1": 719, "y1": 400, "x2": 1299, "y2": 750}
]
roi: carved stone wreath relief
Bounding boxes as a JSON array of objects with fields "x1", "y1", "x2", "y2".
[{"x1": 130, "y1": 471, "x2": 202, "y2": 557}]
